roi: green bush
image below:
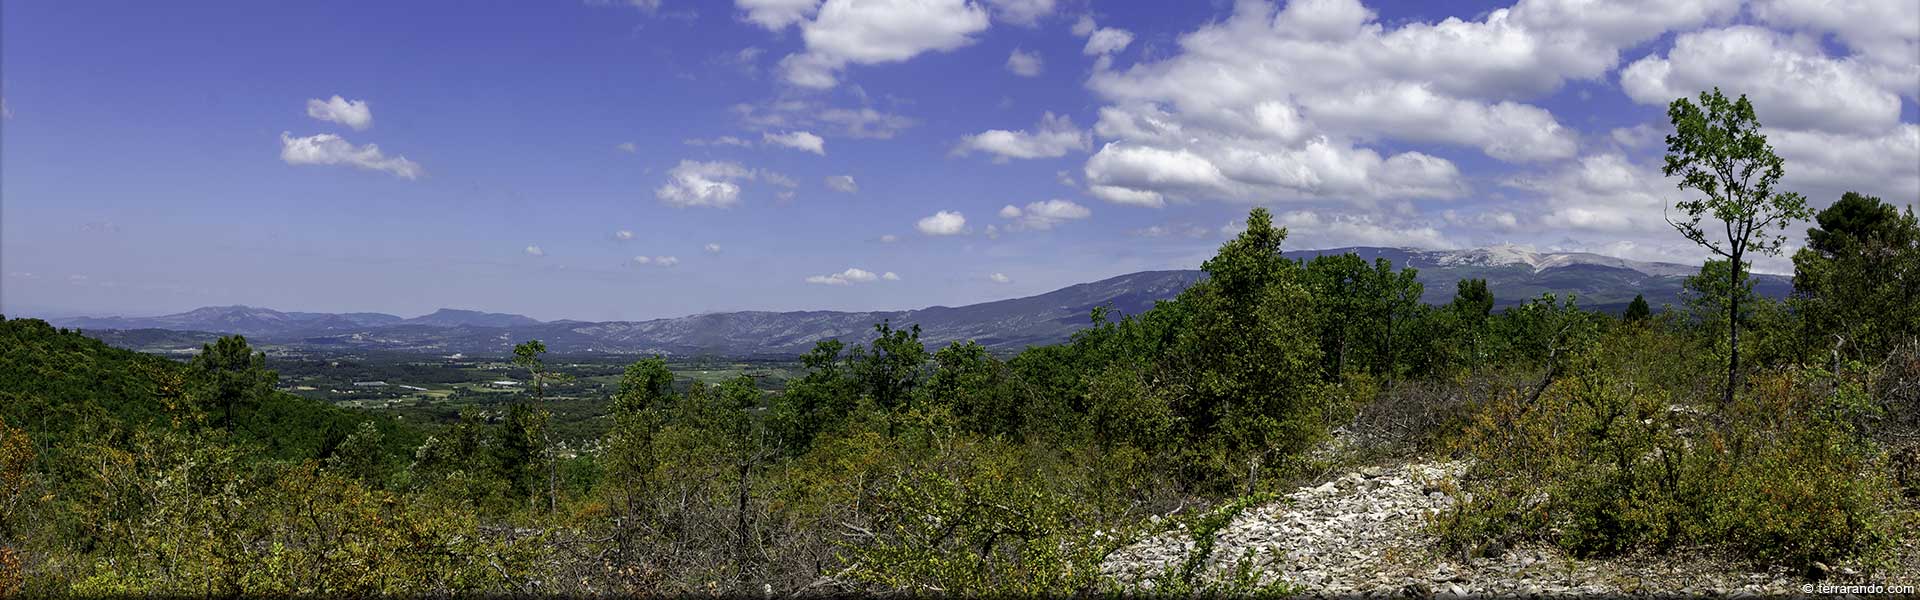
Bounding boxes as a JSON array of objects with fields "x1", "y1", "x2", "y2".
[{"x1": 1437, "y1": 326, "x2": 1895, "y2": 570}]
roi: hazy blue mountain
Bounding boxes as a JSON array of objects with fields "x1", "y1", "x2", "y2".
[
  {"x1": 401, "y1": 308, "x2": 544, "y2": 328},
  {"x1": 56, "y1": 246, "x2": 1787, "y2": 356}
]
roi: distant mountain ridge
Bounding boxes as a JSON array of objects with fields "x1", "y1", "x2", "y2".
[{"x1": 53, "y1": 246, "x2": 1789, "y2": 356}]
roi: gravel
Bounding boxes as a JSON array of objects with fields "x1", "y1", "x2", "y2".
[{"x1": 1101, "y1": 460, "x2": 1838, "y2": 597}]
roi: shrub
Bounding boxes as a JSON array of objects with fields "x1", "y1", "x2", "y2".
[{"x1": 1437, "y1": 326, "x2": 1895, "y2": 570}]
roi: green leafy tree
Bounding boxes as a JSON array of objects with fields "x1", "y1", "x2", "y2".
[
  {"x1": 1684, "y1": 259, "x2": 1758, "y2": 346},
  {"x1": 768, "y1": 340, "x2": 859, "y2": 452},
  {"x1": 1792, "y1": 192, "x2": 1920, "y2": 361},
  {"x1": 509, "y1": 340, "x2": 572, "y2": 513},
  {"x1": 188, "y1": 335, "x2": 276, "y2": 433},
  {"x1": 1624, "y1": 294, "x2": 1652, "y2": 322},
  {"x1": 1450, "y1": 278, "x2": 1496, "y2": 371},
  {"x1": 1166, "y1": 208, "x2": 1326, "y2": 492},
  {"x1": 325, "y1": 420, "x2": 388, "y2": 485},
  {"x1": 1662, "y1": 88, "x2": 1814, "y2": 405},
  {"x1": 850, "y1": 321, "x2": 929, "y2": 434},
  {"x1": 922, "y1": 341, "x2": 1024, "y2": 437}
]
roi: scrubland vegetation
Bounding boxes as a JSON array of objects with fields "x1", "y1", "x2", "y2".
[{"x1": 1, "y1": 91, "x2": 1916, "y2": 595}]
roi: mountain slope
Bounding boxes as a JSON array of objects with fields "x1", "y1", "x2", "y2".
[{"x1": 54, "y1": 246, "x2": 1787, "y2": 356}]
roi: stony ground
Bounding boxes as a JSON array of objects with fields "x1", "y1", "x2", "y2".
[{"x1": 1100, "y1": 459, "x2": 1897, "y2": 597}]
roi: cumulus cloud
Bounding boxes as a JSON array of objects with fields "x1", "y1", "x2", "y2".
[
  {"x1": 956, "y1": 112, "x2": 1090, "y2": 161},
  {"x1": 525, "y1": 245, "x2": 546, "y2": 257},
  {"x1": 767, "y1": 0, "x2": 992, "y2": 89},
  {"x1": 656, "y1": 160, "x2": 755, "y2": 208},
  {"x1": 1751, "y1": 0, "x2": 1919, "y2": 98},
  {"x1": 882, "y1": 271, "x2": 901, "y2": 280},
  {"x1": 1773, "y1": 124, "x2": 1920, "y2": 204},
  {"x1": 705, "y1": 243, "x2": 723, "y2": 253},
  {"x1": 1620, "y1": 26, "x2": 1902, "y2": 135},
  {"x1": 279, "y1": 132, "x2": 423, "y2": 179},
  {"x1": 1082, "y1": 26, "x2": 1133, "y2": 56},
  {"x1": 1074, "y1": 0, "x2": 1739, "y2": 207},
  {"x1": 825, "y1": 174, "x2": 859, "y2": 192},
  {"x1": 737, "y1": 0, "x2": 819, "y2": 29},
  {"x1": 762, "y1": 130, "x2": 827, "y2": 154},
  {"x1": 916, "y1": 210, "x2": 967, "y2": 235},
  {"x1": 685, "y1": 135, "x2": 754, "y2": 147},
  {"x1": 1006, "y1": 48, "x2": 1044, "y2": 76},
  {"x1": 1130, "y1": 223, "x2": 1212, "y2": 238},
  {"x1": 305, "y1": 95, "x2": 373, "y2": 130},
  {"x1": 735, "y1": 101, "x2": 918, "y2": 139},
  {"x1": 616, "y1": 141, "x2": 638, "y2": 153},
  {"x1": 631, "y1": 255, "x2": 681, "y2": 267},
  {"x1": 999, "y1": 198, "x2": 1092, "y2": 230},
  {"x1": 1609, "y1": 123, "x2": 1662, "y2": 149},
  {"x1": 986, "y1": 0, "x2": 1054, "y2": 26},
  {"x1": 1299, "y1": 83, "x2": 1576, "y2": 161},
  {"x1": 1268, "y1": 209, "x2": 1457, "y2": 249},
  {"x1": 988, "y1": 272, "x2": 1011, "y2": 283},
  {"x1": 1501, "y1": 153, "x2": 1676, "y2": 234},
  {"x1": 616, "y1": 230, "x2": 635, "y2": 240},
  {"x1": 805, "y1": 267, "x2": 888, "y2": 285},
  {"x1": 879, "y1": 234, "x2": 899, "y2": 243},
  {"x1": 761, "y1": 170, "x2": 800, "y2": 188}
]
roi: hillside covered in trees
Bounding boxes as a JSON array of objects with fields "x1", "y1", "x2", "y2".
[{"x1": 1, "y1": 91, "x2": 1918, "y2": 595}]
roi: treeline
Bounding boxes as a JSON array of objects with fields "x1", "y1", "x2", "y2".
[{"x1": 1, "y1": 90, "x2": 1917, "y2": 595}]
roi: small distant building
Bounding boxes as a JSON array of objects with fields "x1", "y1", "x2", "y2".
[
  {"x1": 489, "y1": 380, "x2": 522, "y2": 388},
  {"x1": 399, "y1": 385, "x2": 428, "y2": 391},
  {"x1": 352, "y1": 381, "x2": 388, "y2": 387}
]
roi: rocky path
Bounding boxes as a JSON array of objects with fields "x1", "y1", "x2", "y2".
[{"x1": 1101, "y1": 461, "x2": 1815, "y2": 597}]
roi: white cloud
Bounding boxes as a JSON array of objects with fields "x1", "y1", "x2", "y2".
[
  {"x1": 1083, "y1": 27, "x2": 1133, "y2": 56},
  {"x1": 1269, "y1": 209, "x2": 1457, "y2": 249},
  {"x1": 986, "y1": 0, "x2": 1053, "y2": 26},
  {"x1": 1620, "y1": 26, "x2": 1903, "y2": 135},
  {"x1": 1609, "y1": 123, "x2": 1662, "y2": 149},
  {"x1": 2, "y1": 97, "x2": 12, "y2": 119},
  {"x1": 631, "y1": 255, "x2": 681, "y2": 267},
  {"x1": 279, "y1": 132, "x2": 423, "y2": 179},
  {"x1": 879, "y1": 234, "x2": 899, "y2": 243},
  {"x1": 882, "y1": 271, "x2": 901, "y2": 280},
  {"x1": 1000, "y1": 198, "x2": 1091, "y2": 230},
  {"x1": 705, "y1": 243, "x2": 723, "y2": 253},
  {"x1": 685, "y1": 135, "x2": 754, "y2": 147},
  {"x1": 1298, "y1": 82, "x2": 1576, "y2": 161},
  {"x1": 1071, "y1": 0, "x2": 1739, "y2": 207},
  {"x1": 525, "y1": 245, "x2": 546, "y2": 257},
  {"x1": 825, "y1": 174, "x2": 859, "y2": 192},
  {"x1": 1130, "y1": 223, "x2": 1212, "y2": 238},
  {"x1": 762, "y1": 130, "x2": 827, "y2": 154},
  {"x1": 916, "y1": 210, "x2": 967, "y2": 236},
  {"x1": 988, "y1": 272, "x2": 1011, "y2": 284},
  {"x1": 1006, "y1": 48, "x2": 1044, "y2": 77},
  {"x1": 956, "y1": 112, "x2": 1090, "y2": 161},
  {"x1": 1502, "y1": 153, "x2": 1675, "y2": 234},
  {"x1": 805, "y1": 267, "x2": 887, "y2": 285},
  {"x1": 773, "y1": 0, "x2": 992, "y2": 89},
  {"x1": 616, "y1": 141, "x2": 638, "y2": 153},
  {"x1": 737, "y1": 0, "x2": 820, "y2": 29},
  {"x1": 761, "y1": 170, "x2": 800, "y2": 188},
  {"x1": 1773, "y1": 124, "x2": 1920, "y2": 204},
  {"x1": 655, "y1": 160, "x2": 755, "y2": 208},
  {"x1": 736, "y1": 101, "x2": 918, "y2": 139},
  {"x1": 1752, "y1": 0, "x2": 1919, "y2": 99},
  {"x1": 1071, "y1": 14, "x2": 1096, "y2": 36},
  {"x1": 616, "y1": 230, "x2": 635, "y2": 240},
  {"x1": 305, "y1": 95, "x2": 373, "y2": 131}
]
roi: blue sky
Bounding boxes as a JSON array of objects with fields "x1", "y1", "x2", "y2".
[{"x1": 3, "y1": 0, "x2": 1915, "y2": 321}]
